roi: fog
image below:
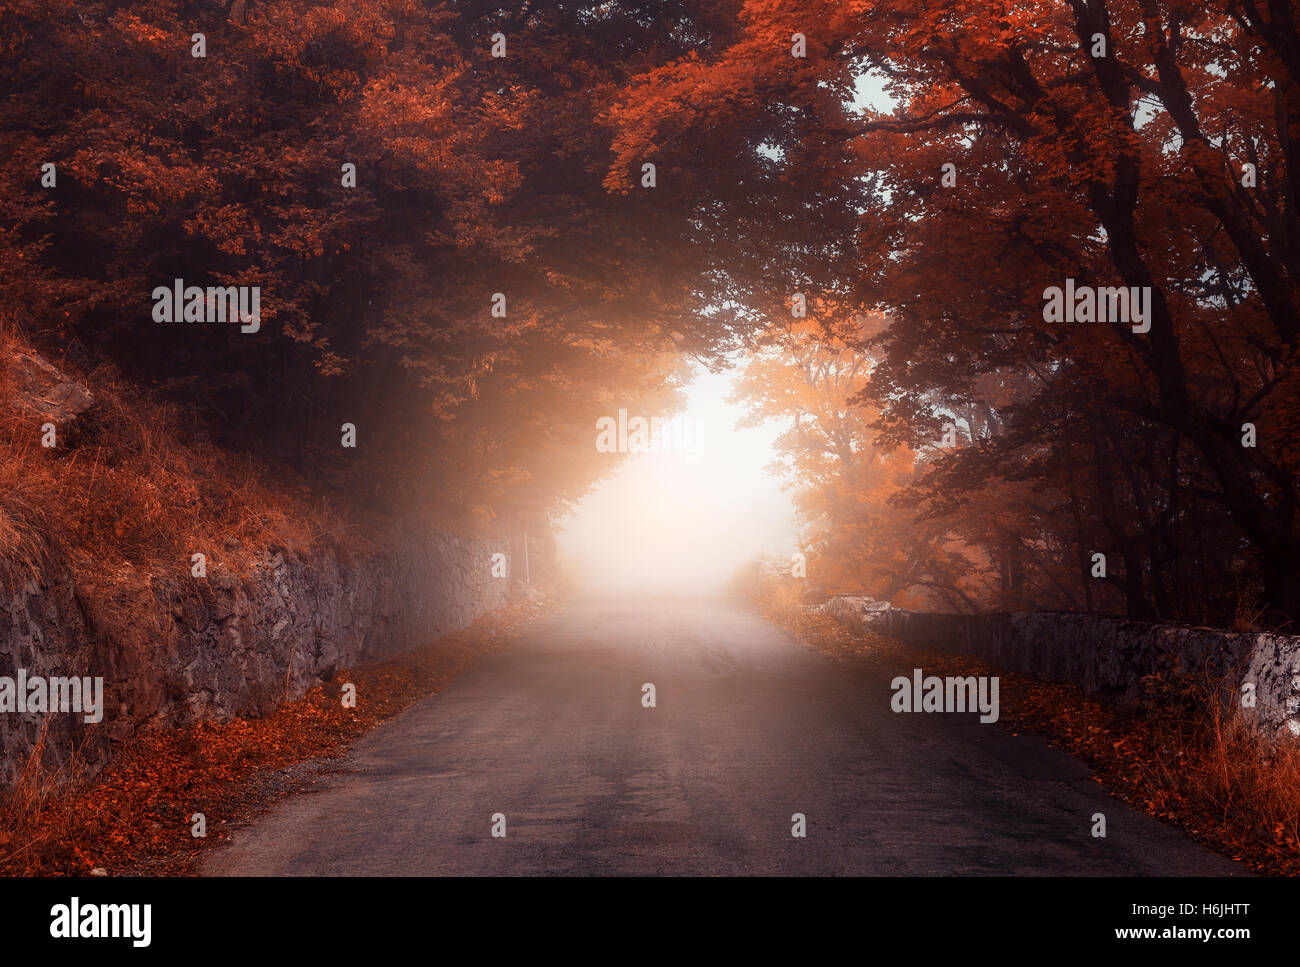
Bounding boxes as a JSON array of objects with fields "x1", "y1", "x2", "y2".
[{"x1": 554, "y1": 366, "x2": 799, "y2": 593}]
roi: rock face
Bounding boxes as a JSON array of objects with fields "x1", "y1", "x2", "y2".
[
  {"x1": 9, "y1": 350, "x2": 94, "y2": 425},
  {"x1": 823, "y1": 595, "x2": 1300, "y2": 740},
  {"x1": 0, "y1": 527, "x2": 511, "y2": 789}
]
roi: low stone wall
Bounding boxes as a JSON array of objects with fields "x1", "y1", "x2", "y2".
[
  {"x1": 0, "y1": 527, "x2": 512, "y2": 788},
  {"x1": 823, "y1": 596, "x2": 1300, "y2": 740}
]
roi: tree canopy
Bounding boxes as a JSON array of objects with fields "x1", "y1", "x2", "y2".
[{"x1": 2, "y1": 0, "x2": 1296, "y2": 621}]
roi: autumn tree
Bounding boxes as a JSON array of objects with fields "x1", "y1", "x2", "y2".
[
  {"x1": 732, "y1": 308, "x2": 980, "y2": 609},
  {"x1": 0, "y1": 0, "x2": 858, "y2": 528},
  {"x1": 5, "y1": 0, "x2": 1296, "y2": 622},
  {"x1": 614, "y1": 0, "x2": 1299, "y2": 622}
]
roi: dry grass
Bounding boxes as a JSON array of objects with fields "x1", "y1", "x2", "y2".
[
  {"x1": 0, "y1": 318, "x2": 367, "y2": 597},
  {"x1": 1138, "y1": 682, "x2": 1300, "y2": 868},
  {"x1": 0, "y1": 317, "x2": 383, "y2": 843},
  {"x1": 0, "y1": 721, "x2": 99, "y2": 870}
]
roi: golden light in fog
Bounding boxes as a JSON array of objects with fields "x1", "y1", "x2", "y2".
[{"x1": 555, "y1": 367, "x2": 799, "y2": 592}]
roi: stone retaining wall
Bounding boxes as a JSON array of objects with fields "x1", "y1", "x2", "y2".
[
  {"x1": 0, "y1": 527, "x2": 513, "y2": 788},
  {"x1": 823, "y1": 596, "x2": 1300, "y2": 739}
]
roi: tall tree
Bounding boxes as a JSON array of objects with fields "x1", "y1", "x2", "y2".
[{"x1": 616, "y1": 0, "x2": 1299, "y2": 620}]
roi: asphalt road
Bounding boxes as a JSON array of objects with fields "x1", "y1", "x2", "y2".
[{"x1": 202, "y1": 595, "x2": 1246, "y2": 876}]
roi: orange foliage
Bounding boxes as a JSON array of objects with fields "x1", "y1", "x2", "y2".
[{"x1": 0, "y1": 596, "x2": 550, "y2": 876}]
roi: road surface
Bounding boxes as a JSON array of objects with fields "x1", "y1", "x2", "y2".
[{"x1": 203, "y1": 595, "x2": 1245, "y2": 876}]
